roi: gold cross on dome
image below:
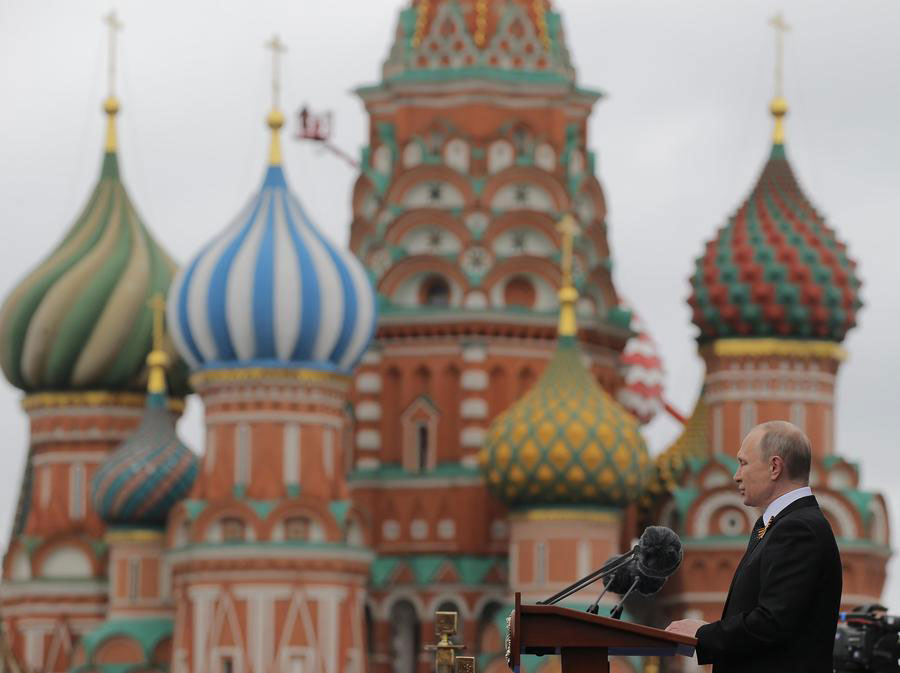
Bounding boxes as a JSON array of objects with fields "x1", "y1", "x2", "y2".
[
  {"x1": 148, "y1": 293, "x2": 166, "y2": 352},
  {"x1": 555, "y1": 213, "x2": 581, "y2": 338},
  {"x1": 556, "y1": 213, "x2": 580, "y2": 288},
  {"x1": 769, "y1": 12, "x2": 790, "y2": 98},
  {"x1": 103, "y1": 10, "x2": 123, "y2": 97},
  {"x1": 264, "y1": 34, "x2": 287, "y2": 110}
]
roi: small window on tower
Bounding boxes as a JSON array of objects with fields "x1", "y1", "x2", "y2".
[
  {"x1": 504, "y1": 276, "x2": 536, "y2": 309},
  {"x1": 421, "y1": 276, "x2": 450, "y2": 307},
  {"x1": 222, "y1": 518, "x2": 245, "y2": 542},
  {"x1": 417, "y1": 424, "x2": 429, "y2": 473},
  {"x1": 285, "y1": 517, "x2": 311, "y2": 541},
  {"x1": 222, "y1": 657, "x2": 234, "y2": 673}
]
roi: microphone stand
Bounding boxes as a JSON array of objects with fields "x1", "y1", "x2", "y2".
[
  {"x1": 537, "y1": 550, "x2": 636, "y2": 606},
  {"x1": 585, "y1": 584, "x2": 611, "y2": 615},
  {"x1": 609, "y1": 577, "x2": 640, "y2": 620}
]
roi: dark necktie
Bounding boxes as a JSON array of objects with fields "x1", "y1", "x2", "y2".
[{"x1": 748, "y1": 516, "x2": 764, "y2": 549}]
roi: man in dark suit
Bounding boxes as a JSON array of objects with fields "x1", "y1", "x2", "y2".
[{"x1": 665, "y1": 420, "x2": 842, "y2": 672}]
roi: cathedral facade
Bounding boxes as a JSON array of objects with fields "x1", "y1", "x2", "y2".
[{"x1": 0, "y1": 3, "x2": 889, "y2": 673}]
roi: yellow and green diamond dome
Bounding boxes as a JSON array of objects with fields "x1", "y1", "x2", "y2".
[{"x1": 479, "y1": 338, "x2": 651, "y2": 506}]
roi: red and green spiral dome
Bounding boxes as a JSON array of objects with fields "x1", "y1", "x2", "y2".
[{"x1": 689, "y1": 143, "x2": 862, "y2": 343}]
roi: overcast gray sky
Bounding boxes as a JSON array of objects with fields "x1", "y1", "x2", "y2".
[{"x1": 2, "y1": 0, "x2": 899, "y2": 605}]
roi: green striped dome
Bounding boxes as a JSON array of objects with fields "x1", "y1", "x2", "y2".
[
  {"x1": 479, "y1": 337, "x2": 651, "y2": 507},
  {"x1": 0, "y1": 140, "x2": 181, "y2": 393}
]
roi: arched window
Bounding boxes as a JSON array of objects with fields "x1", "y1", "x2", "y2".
[
  {"x1": 222, "y1": 517, "x2": 245, "y2": 542},
  {"x1": 477, "y1": 601, "x2": 504, "y2": 655},
  {"x1": 421, "y1": 275, "x2": 450, "y2": 307},
  {"x1": 504, "y1": 276, "x2": 536, "y2": 309},
  {"x1": 402, "y1": 396, "x2": 438, "y2": 473},
  {"x1": 285, "y1": 517, "x2": 311, "y2": 541},
  {"x1": 390, "y1": 601, "x2": 420, "y2": 673}
]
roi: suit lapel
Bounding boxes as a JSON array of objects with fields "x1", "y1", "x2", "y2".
[
  {"x1": 719, "y1": 496, "x2": 819, "y2": 618},
  {"x1": 721, "y1": 518, "x2": 764, "y2": 616}
]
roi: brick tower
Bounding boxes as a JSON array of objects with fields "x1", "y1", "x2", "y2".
[
  {"x1": 70, "y1": 296, "x2": 198, "y2": 673},
  {"x1": 346, "y1": 3, "x2": 636, "y2": 672},
  {"x1": 165, "y1": 36, "x2": 378, "y2": 673},
  {"x1": 0, "y1": 14, "x2": 183, "y2": 670},
  {"x1": 642, "y1": 19, "x2": 890, "y2": 671},
  {"x1": 479, "y1": 216, "x2": 652, "y2": 673}
]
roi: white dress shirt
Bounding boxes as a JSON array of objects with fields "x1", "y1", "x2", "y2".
[{"x1": 762, "y1": 486, "x2": 813, "y2": 524}]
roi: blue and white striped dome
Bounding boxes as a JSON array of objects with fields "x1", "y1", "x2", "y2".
[{"x1": 167, "y1": 164, "x2": 376, "y2": 374}]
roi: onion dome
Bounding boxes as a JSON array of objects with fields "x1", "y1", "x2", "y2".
[
  {"x1": 0, "y1": 96, "x2": 182, "y2": 393},
  {"x1": 616, "y1": 304, "x2": 665, "y2": 425},
  {"x1": 167, "y1": 92, "x2": 376, "y2": 374},
  {"x1": 479, "y1": 216, "x2": 651, "y2": 506},
  {"x1": 91, "y1": 297, "x2": 197, "y2": 526},
  {"x1": 378, "y1": 0, "x2": 578, "y2": 85},
  {"x1": 688, "y1": 96, "x2": 862, "y2": 343}
]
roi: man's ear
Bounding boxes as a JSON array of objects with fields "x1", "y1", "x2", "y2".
[{"x1": 770, "y1": 455, "x2": 784, "y2": 481}]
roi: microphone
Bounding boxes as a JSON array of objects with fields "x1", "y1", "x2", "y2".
[
  {"x1": 636, "y1": 526, "x2": 683, "y2": 579},
  {"x1": 602, "y1": 556, "x2": 639, "y2": 595}
]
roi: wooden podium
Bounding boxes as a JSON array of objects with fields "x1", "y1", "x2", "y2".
[{"x1": 509, "y1": 593, "x2": 697, "y2": 673}]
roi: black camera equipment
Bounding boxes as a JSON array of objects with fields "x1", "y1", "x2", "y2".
[{"x1": 833, "y1": 604, "x2": 900, "y2": 673}]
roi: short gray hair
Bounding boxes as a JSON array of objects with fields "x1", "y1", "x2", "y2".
[{"x1": 755, "y1": 421, "x2": 812, "y2": 483}]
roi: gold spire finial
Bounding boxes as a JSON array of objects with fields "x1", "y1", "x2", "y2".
[
  {"x1": 264, "y1": 34, "x2": 287, "y2": 166},
  {"x1": 146, "y1": 294, "x2": 170, "y2": 395},
  {"x1": 556, "y1": 213, "x2": 580, "y2": 338},
  {"x1": 768, "y1": 11, "x2": 790, "y2": 144},
  {"x1": 102, "y1": 10, "x2": 123, "y2": 152}
]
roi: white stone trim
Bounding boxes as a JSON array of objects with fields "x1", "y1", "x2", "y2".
[
  {"x1": 461, "y1": 370, "x2": 488, "y2": 391},
  {"x1": 460, "y1": 426, "x2": 486, "y2": 447},
  {"x1": 461, "y1": 398, "x2": 488, "y2": 419},
  {"x1": 355, "y1": 402, "x2": 381, "y2": 421},
  {"x1": 705, "y1": 390, "x2": 834, "y2": 404},
  {"x1": 382, "y1": 344, "x2": 461, "y2": 358},
  {"x1": 30, "y1": 430, "x2": 133, "y2": 445},
  {"x1": 815, "y1": 492, "x2": 857, "y2": 539},
  {"x1": 462, "y1": 344, "x2": 487, "y2": 362},
  {"x1": 283, "y1": 423, "x2": 300, "y2": 486},
  {"x1": 356, "y1": 430, "x2": 381, "y2": 450},
  {"x1": 1, "y1": 602, "x2": 106, "y2": 617},
  {"x1": 167, "y1": 545, "x2": 374, "y2": 565},
  {"x1": 69, "y1": 463, "x2": 85, "y2": 521},
  {"x1": 705, "y1": 369, "x2": 835, "y2": 386},
  {"x1": 356, "y1": 373, "x2": 382, "y2": 393},
  {"x1": 361, "y1": 350, "x2": 382, "y2": 364},
  {"x1": 207, "y1": 411, "x2": 341, "y2": 427},
  {"x1": 350, "y1": 475, "x2": 483, "y2": 489},
  {"x1": 32, "y1": 452, "x2": 107, "y2": 466},
  {"x1": 460, "y1": 454, "x2": 480, "y2": 469},
  {"x1": 323, "y1": 429, "x2": 334, "y2": 478},
  {"x1": 0, "y1": 580, "x2": 107, "y2": 598},
  {"x1": 426, "y1": 593, "x2": 472, "y2": 619},
  {"x1": 692, "y1": 492, "x2": 755, "y2": 538},
  {"x1": 379, "y1": 589, "x2": 426, "y2": 621}
]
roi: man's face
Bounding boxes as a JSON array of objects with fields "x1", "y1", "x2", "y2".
[{"x1": 734, "y1": 430, "x2": 773, "y2": 508}]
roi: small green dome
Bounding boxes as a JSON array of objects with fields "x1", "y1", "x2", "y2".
[
  {"x1": 479, "y1": 337, "x2": 651, "y2": 507},
  {"x1": 0, "y1": 135, "x2": 183, "y2": 393}
]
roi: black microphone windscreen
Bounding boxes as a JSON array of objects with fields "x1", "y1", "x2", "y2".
[
  {"x1": 637, "y1": 526, "x2": 684, "y2": 579},
  {"x1": 635, "y1": 572, "x2": 667, "y2": 596},
  {"x1": 602, "y1": 557, "x2": 637, "y2": 595}
]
